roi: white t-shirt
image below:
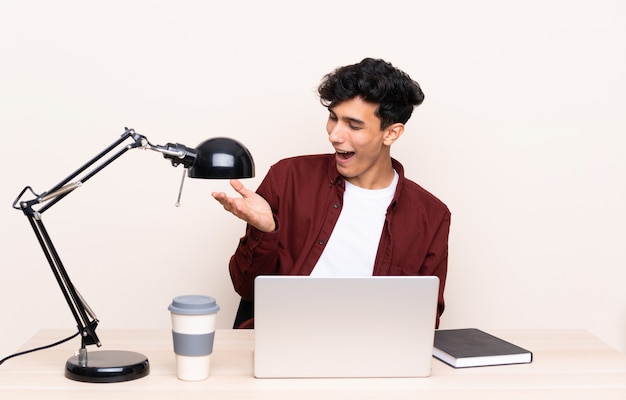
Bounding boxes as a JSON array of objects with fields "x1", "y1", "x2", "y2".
[{"x1": 310, "y1": 171, "x2": 399, "y2": 277}]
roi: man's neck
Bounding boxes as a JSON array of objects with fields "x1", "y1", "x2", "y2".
[{"x1": 345, "y1": 163, "x2": 396, "y2": 190}]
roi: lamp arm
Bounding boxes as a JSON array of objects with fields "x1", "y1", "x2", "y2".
[
  {"x1": 14, "y1": 128, "x2": 147, "y2": 214},
  {"x1": 11, "y1": 127, "x2": 171, "y2": 351}
]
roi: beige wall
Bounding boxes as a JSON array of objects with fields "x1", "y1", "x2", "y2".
[{"x1": 1, "y1": 0, "x2": 625, "y2": 361}]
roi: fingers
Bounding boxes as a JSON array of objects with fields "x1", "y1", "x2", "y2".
[
  {"x1": 211, "y1": 180, "x2": 245, "y2": 203},
  {"x1": 210, "y1": 184, "x2": 247, "y2": 217},
  {"x1": 210, "y1": 190, "x2": 228, "y2": 204},
  {"x1": 230, "y1": 179, "x2": 244, "y2": 192},
  {"x1": 230, "y1": 179, "x2": 252, "y2": 198}
]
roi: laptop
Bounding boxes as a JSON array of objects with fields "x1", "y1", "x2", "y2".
[{"x1": 253, "y1": 275, "x2": 440, "y2": 378}]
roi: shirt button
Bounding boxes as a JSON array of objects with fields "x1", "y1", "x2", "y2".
[
  {"x1": 333, "y1": 203, "x2": 339, "y2": 209},
  {"x1": 318, "y1": 239, "x2": 325, "y2": 245}
]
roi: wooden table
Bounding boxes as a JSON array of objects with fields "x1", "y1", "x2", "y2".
[{"x1": 1, "y1": 329, "x2": 625, "y2": 399}]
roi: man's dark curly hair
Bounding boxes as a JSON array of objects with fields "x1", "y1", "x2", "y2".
[{"x1": 318, "y1": 58, "x2": 425, "y2": 130}]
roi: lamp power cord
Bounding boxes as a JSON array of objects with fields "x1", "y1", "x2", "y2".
[{"x1": 0, "y1": 331, "x2": 80, "y2": 366}]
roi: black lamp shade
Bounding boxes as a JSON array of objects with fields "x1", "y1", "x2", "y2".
[{"x1": 188, "y1": 137, "x2": 255, "y2": 179}]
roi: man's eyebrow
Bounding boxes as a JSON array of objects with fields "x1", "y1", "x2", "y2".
[
  {"x1": 329, "y1": 107, "x2": 365, "y2": 126},
  {"x1": 343, "y1": 116, "x2": 365, "y2": 125}
]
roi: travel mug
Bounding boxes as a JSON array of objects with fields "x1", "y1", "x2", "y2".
[{"x1": 168, "y1": 295, "x2": 220, "y2": 381}]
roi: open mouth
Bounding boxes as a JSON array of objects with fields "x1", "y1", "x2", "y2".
[{"x1": 336, "y1": 150, "x2": 355, "y2": 160}]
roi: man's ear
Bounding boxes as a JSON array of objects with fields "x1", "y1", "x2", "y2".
[{"x1": 383, "y1": 123, "x2": 405, "y2": 146}]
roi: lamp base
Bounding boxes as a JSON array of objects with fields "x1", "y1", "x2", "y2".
[{"x1": 65, "y1": 350, "x2": 149, "y2": 383}]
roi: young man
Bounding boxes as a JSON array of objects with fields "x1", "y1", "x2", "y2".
[{"x1": 212, "y1": 58, "x2": 450, "y2": 328}]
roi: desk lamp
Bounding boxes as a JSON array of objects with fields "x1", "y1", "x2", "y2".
[{"x1": 12, "y1": 128, "x2": 254, "y2": 383}]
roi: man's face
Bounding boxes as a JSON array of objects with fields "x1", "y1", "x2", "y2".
[{"x1": 326, "y1": 96, "x2": 398, "y2": 189}]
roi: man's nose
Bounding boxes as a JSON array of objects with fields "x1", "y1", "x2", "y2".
[{"x1": 328, "y1": 123, "x2": 345, "y2": 143}]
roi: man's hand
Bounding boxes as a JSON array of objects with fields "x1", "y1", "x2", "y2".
[{"x1": 211, "y1": 180, "x2": 276, "y2": 233}]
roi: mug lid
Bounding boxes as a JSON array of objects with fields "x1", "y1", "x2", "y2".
[{"x1": 168, "y1": 295, "x2": 220, "y2": 315}]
